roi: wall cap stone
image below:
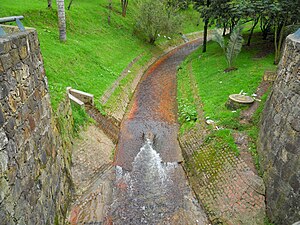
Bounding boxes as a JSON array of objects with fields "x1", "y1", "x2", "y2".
[
  {"x1": 0, "y1": 25, "x2": 35, "y2": 43},
  {"x1": 289, "y1": 28, "x2": 300, "y2": 43}
]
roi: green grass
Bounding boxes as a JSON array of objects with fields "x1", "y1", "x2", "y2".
[
  {"x1": 177, "y1": 60, "x2": 198, "y2": 133},
  {"x1": 191, "y1": 41, "x2": 274, "y2": 127},
  {"x1": 180, "y1": 6, "x2": 203, "y2": 34},
  {"x1": 71, "y1": 103, "x2": 94, "y2": 135},
  {"x1": 178, "y1": 32, "x2": 276, "y2": 156},
  {"x1": 1, "y1": 0, "x2": 201, "y2": 112}
]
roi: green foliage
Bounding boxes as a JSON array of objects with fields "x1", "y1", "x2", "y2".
[
  {"x1": 2, "y1": 0, "x2": 201, "y2": 114},
  {"x1": 71, "y1": 103, "x2": 91, "y2": 135},
  {"x1": 247, "y1": 88, "x2": 270, "y2": 175},
  {"x1": 264, "y1": 216, "x2": 274, "y2": 225},
  {"x1": 191, "y1": 37, "x2": 275, "y2": 127},
  {"x1": 205, "y1": 129, "x2": 239, "y2": 155},
  {"x1": 135, "y1": 0, "x2": 183, "y2": 44},
  {"x1": 176, "y1": 56, "x2": 199, "y2": 133},
  {"x1": 192, "y1": 0, "x2": 300, "y2": 62},
  {"x1": 178, "y1": 98, "x2": 198, "y2": 123},
  {"x1": 212, "y1": 29, "x2": 225, "y2": 51},
  {"x1": 226, "y1": 25, "x2": 244, "y2": 68},
  {"x1": 178, "y1": 32, "x2": 276, "y2": 164},
  {"x1": 212, "y1": 25, "x2": 244, "y2": 69},
  {"x1": 1, "y1": 0, "x2": 152, "y2": 111}
]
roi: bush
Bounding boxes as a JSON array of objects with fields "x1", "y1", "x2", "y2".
[{"x1": 135, "y1": 0, "x2": 182, "y2": 44}]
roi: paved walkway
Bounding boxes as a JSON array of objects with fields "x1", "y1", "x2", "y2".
[{"x1": 179, "y1": 60, "x2": 266, "y2": 225}]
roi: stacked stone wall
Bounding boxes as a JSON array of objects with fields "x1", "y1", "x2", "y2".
[
  {"x1": 0, "y1": 26, "x2": 73, "y2": 224},
  {"x1": 258, "y1": 31, "x2": 300, "y2": 224}
]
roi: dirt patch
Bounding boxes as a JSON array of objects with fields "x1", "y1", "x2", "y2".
[
  {"x1": 68, "y1": 125, "x2": 116, "y2": 224},
  {"x1": 71, "y1": 125, "x2": 115, "y2": 196},
  {"x1": 240, "y1": 80, "x2": 271, "y2": 124},
  {"x1": 233, "y1": 132, "x2": 257, "y2": 174},
  {"x1": 244, "y1": 35, "x2": 274, "y2": 59}
]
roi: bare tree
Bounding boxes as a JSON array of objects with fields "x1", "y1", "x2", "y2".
[
  {"x1": 56, "y1": 0, "x2": 67, "y2": 41},
  {"x1": 121, "y1": 0, "x2": 128, "y2": 17}
]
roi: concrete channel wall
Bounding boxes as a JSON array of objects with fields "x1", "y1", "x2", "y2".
[
  {"x1": 258, "y1": 31, "x2": 300, "y2": 224},
  {"x1": 0, "y1": 26, "x2": 73, "y2": 224}
]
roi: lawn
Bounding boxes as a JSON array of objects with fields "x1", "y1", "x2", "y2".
[
  {"x1": 1, "y1": 0, "x2": 201, "y2": 111},
  {"x1": 177, "y1": 32, "x2": 277, "y2": 158}
]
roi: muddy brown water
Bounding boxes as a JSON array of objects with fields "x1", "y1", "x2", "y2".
[
  {"x1": 110, "y1": 40, "x2": 209, "y2": 224},
  {"x1": 115, "y1": 40, "x2": 201, "y2": 171}
]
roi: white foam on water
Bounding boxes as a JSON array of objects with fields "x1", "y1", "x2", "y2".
[
  {"x1": 116, "y1": 139, "x2": 178, "y2": 195},
  {"x1": 132, "y1": 138, "x2": 169, "y2": 183}
]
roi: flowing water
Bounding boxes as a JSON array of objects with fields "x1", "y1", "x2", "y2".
[{"x1": 110, "y1": 40, "x2": 209, "y2": 224}]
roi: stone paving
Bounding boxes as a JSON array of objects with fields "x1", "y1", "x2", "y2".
[
  {"x1": 180, "y1": 131, "x2": 266, "y2": 224},
  {"x1": 69, "y1": 125, "x2": 115, "y2": 224},
  {"x1": 71, "y1": 125, "x2": 115, "y2": 196},
  {"x1": 179, "y1": 61, "x2": 266, "y2": 225}
]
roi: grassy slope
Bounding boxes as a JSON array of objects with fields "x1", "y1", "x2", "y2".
[
  {"x1": 178, "y1": 33, "x2": 276, "y2": 158},
  {"x1": 193, "y1": 41, "x2": 274, "y2": 128},
  {"x1": 1, "y1": 1, "x2": 200, "y2": 112},
  {"x1": 1, "y1": 0, "x2": 149, "y2": 110}
]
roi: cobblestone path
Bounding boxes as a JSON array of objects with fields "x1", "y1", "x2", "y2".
[{"x1": 179, "y1": 60, "x2": 266, "y2": 225}]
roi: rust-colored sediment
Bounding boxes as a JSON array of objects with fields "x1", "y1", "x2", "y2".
[{"x1": 115, "y1": 41, "x2": 200, "y2": 171}]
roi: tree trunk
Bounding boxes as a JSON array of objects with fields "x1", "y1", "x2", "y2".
[
  {"x1": 274, "y1": 19, "x2": 286, "y2": 65},
  {"x1": 56, "y1": 0, "x2": 67, "y2": 42},
  {"x1": 121, "y1": 0, "x2": 128, "y2": 17},
  {"x1": 149, "y1": 34, "x2": 156, "y2": 44},
  {"x1": 203, "y1": 19, "x2": 209, "y2": 53},
  {"x1": 48, "y1": 0, "x2": 52, "y2": 8},
  {"x1": 67, "y1": 0, "x2": 74, "y2": 10},
  {"x1": 108, "y1": 0, "x2": 112, "y2": 25},
  {"x1": 260, "y1": 18, "x2": 270, "y2": 40},
  {"x1": 247, "y1": 18, "x2": 259, "y2": 46},
  {"x1": 223, "y1": 23, "x2": 227, "y2": 36}
]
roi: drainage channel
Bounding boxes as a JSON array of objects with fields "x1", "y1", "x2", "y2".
[
  {"x1": 110, "y1": 40, "x2": 209, "y2": 224},
  {"x1": 69, "y1": 40, "x2": 210, "y2": 225}
]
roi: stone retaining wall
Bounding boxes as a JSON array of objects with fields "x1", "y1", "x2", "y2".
[
  {"x1": 258, "y1": 31, "x2": 300, "y2": 224},
  {"x1": 0, "y1": 26, "x2": 73, "y2": 224}
]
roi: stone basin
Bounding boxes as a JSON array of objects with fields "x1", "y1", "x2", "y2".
[{"x1": 229, "y1": 94, "x2": 254, "y2": 104}]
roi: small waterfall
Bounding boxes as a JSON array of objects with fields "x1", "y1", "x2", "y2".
[
  {"x1": 114, "y1": 138, "x2": 180, "y2": 224},
  {"x1": 117, "y1": 138, "x2": 178, "y2": 193}
]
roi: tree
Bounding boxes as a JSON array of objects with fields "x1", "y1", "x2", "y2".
[
  {"x1": 135, "y1": 0, "x2": 182, "y2": 44},
  {"x1": 241, "y1": 0, "x2": 264, "y2": 46},
  {"x1": 226, "y1": 25, "x2": 243, "y2": 70},
  {"x1": 121, "y1": 0, "x2": 128, "y2": 17},
  {"x1": 212, "y1": 25, "x2": 244, "y2": 71},
  {"x1": 193, "y1": 0, "x2": 211, "y2": 52},
  {"x1": 193, "y1": 0, "x2": 241, "y2": 52},
  {"x1": 56, "y1": 0, "x2": 67, "y2": 41},
  {"x1": 272, "y1": 0, "x2": 300, "y2": 64}
]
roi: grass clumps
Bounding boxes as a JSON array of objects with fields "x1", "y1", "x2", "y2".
[{"x1": 71, "y1": 103, "x2": 93, "y2": 135}]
